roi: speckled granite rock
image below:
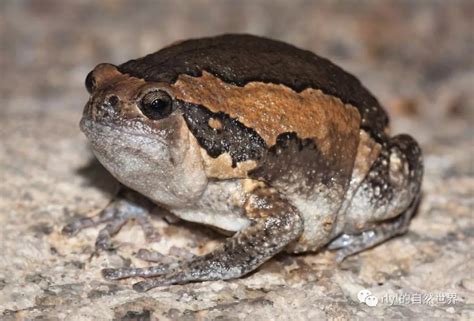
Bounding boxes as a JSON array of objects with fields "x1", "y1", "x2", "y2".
[{"x1": 0, "y1": 1, "x2": 473, "y2": 320}]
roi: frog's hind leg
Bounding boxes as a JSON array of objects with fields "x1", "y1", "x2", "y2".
[
  {"x1": 102, "y1": 185, "x2": 304, "y2": 292},
  {"x1": 328, "y1": 194, "x2": 421, "y2": 262},
  {"x1": 329, "y1": 134, "x2": 423, "y2": 262},
  {"x1": 63, "y1": 188, "x2": 160, "y2": 250}
]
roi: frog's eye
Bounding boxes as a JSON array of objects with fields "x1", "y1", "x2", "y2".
[
  {"x1": 139, "y1": 90, "x2": 173, "y2": 120},
  {"x1": 85, "y1": 70, "x2": 96, "y2": 94}
]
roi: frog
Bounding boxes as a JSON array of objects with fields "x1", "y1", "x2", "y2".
[{"x1": 63, "y1": 34, "x2": 423, "y2": 292}]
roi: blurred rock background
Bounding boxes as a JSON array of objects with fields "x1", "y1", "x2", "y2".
[{"x1": 0, "y1": 0, "x2": 472, "y2": 320}]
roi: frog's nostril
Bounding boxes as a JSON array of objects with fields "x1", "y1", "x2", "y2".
[
  {"x1": 95, "y1": 96, "x2": 121, "y2": 119},
  {"x1": 108, "y1": 95, "x2": 119, "y2": 108}
]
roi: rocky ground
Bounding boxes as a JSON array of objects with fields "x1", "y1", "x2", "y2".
[{"x1": 0, "y1": 1, "x2": 473, "y2": 320}]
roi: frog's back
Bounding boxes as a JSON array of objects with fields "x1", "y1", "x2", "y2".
[{"x1": 118, "y1": 34, "x2": 388, "y2": 142}]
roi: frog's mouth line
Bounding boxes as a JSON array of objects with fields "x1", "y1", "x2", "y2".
[{"x1": 79, "y1": 117, "x2": 169, "y2": 145}]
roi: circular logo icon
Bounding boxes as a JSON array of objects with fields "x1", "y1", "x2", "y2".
[
  {"x1": 357, "y1": 289, "x2": 378, "y2": 307},
  {"x1": 365, "y1": 295, "x2": 379, "y2": 307},
  {"x1": 358, "y1": 289, "x2": 372, "y2": 303}
]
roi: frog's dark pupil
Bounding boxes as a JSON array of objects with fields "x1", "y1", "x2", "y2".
[
  {"x1": 151, "y1": 98, "x2": 169, "y2": 111},
  {"x1": 140, "y1": 90, "x2": 173, "y2": 120}
]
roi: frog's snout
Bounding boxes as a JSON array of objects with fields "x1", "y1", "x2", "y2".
[
  {"x1": 94, "y1": 95, "x2": 121, "y2": 121},
  {"x1": 82, "y1": 93, "x2": 121, "y2": 123}
]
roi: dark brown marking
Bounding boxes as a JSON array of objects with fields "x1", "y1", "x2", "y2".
[
  {"x1": 179, "y1": 101, "x2": 267, "y2": 167},
  {"x1": 172, "y1": 72, "x2": 360, "y2": 192},
  {"x1": 117, "y1": 34, "x2": 388, "y2": 142},
  {"x1": 171, "y1": 72, "x2": 361, "y2": 151}
]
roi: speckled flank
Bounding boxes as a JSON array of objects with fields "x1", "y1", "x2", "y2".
[
  {"x1": 118, "y1": 34, "x2": 388, "y2": 142},
  {"x1": 331, "y1": 130, "x2": 382, "y2": 236},
  {"x1": 250, "y1": 132, "x2": 352, "y2": 189},
  {"x1": 248, "y1": 132, "x2": 359, "y2": 252},
  {"x1": 343, "y1": 134, "x2": 423, "y2": 232}
]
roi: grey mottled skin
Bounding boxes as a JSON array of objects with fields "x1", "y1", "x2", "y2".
[{"x1": 64, "y1": 35, "x2": 423, "y2": 291}]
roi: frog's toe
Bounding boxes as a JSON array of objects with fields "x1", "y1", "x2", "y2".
[
  {"x1": 102, "y1": 268, "x2": 123, "y2": 280},
  {"x1": 95, "y1": 217, "x2": 129, "y2": 250},
  {"x1": 326, "y1": 234, "x2": 354, "y2": 250},
  {"x1": 62, "y1": 206, "x2": 115, "y2": 236},
  {"x1": 330, "y1": 230, "x2": 379, "y2": 263},
  {"x1": 131, "y1": 269, "x2": 194, "y2": 291},
  {"x1": 132, "y1": 277, "x2": 181, "y2": 292},
  {"x1": 136, "y1": 215, "x2": 161, "y2": 242},
  {"x1": 132, "y1": 280, "x2": 157, "y2": 292},
  {"x1": 62, "y1": 223, "x2": 78, "y2": 236}
]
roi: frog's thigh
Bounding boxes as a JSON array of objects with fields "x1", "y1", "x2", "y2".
[
  {"x1": 103, "y1": 185, "x2": 304, "y2": 292},
  {"x1": 329, "y1": 134, "x2": 423, "y2": 261}
]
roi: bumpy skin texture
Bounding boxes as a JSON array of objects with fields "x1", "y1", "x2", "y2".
[{"x1": 64, "y1": 34, "x2": 423, "y2": 291}]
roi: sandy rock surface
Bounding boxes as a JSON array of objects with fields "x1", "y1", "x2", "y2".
[{"x1": 1, "y1": 1, "x2": 472, "y2": 320}]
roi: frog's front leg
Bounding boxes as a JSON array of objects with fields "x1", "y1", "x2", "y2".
[
  {"x1": 63, "y1": 188, "x2": 160, "y2": 250},
  {"x1": 102, "y1": 185, "x2": 304, "y2": 292}
]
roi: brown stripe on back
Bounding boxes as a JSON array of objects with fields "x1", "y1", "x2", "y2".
[
  {"x1": 118, "y1": 34, "x2": 388, "y2": 142},
  {"x1": 171, "y1": 71, "x2": 361, "y2": 157}
]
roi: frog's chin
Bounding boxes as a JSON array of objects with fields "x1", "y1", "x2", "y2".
[{"x1": 79, "y1": 116, "x2": 208, "y2": 208}]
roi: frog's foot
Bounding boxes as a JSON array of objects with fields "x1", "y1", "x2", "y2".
[
  {"x1": 329, "y1": 194, "x2": 421, "y2": 262},
  {"x1": 101, "y1": 186, "x2": 304, "y2": 292},
  {"x1": 62, "y1": 190, "x2": 159, "y2": 250}
]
